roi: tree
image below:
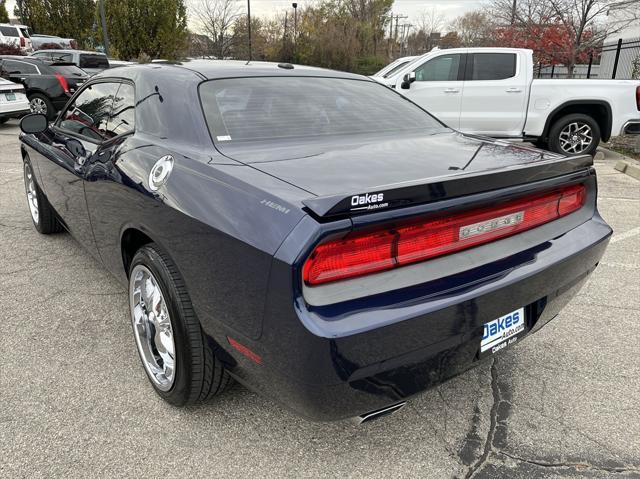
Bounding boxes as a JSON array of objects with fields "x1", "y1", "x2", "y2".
[
  {"x1": 416, "y1": 7, "x2": 445, "y2": 51},
  {"x1": 0, "y1": 0, "x2": 9, "y2": 23},
  {"x1": 17, "y1": 0, "x2": 95, "y2": 46},
  {"x1": 190, "y1": 0, "x2": 242, "y2": 58},
  {"x1": 439, "y1": 31, "x2": 462, "y2": 49},
  {"x1": 450, "y1": 10, "x2": 495, "y2": 47},
  {"x1": 99, "y1": 0, "x2": 188, "y2": 60},
  {"x1": 490, "y1": 0, "x2": 640, "y2": 76}
]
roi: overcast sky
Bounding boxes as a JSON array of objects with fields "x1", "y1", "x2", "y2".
[{"x1": 6, "y1": 0, "x2": 486, "y2": 29}]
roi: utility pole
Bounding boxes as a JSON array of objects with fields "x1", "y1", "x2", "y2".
[
  {"x1": 247, "y1": 0, "x2": 252, "y2": 61},
  {"x1": 387, "y1": 13, "x2": 408, "y2": 59},
  {"x1": 292, "y1": 3, "x2": 297, "y2": 61},
  {"x1": 99, "y1": 0, "x2": 110, "y2": 57},
  {"x1": 510, "y1": 0, "x2": 517, "y2": 25}
]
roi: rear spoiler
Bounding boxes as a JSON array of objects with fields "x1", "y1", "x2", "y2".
[{"x1": 302, "y1": 154, "x2": 593, "y2": 219}]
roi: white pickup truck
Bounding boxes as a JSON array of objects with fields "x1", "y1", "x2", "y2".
[{"x1": 373, "y1": 48, "x2": 640, "y2": 156}]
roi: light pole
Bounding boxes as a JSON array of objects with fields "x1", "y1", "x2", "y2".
[
  {"x1": 292, "y1": 3, "x2": 297, "y2": 61},
  {"x1": 99, "y1": 0, "x2": 110, "y2": 57},
  {"x1": 247, "y1": 0, "x2": 252, "y2": 61}
]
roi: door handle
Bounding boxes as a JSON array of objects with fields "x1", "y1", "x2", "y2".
[
  {"x1": 506, "y1": 88, "x2": 523, "y2": 93},
  {"x1": 444, "y1": 88, "x2": 460, "y2": 93}
]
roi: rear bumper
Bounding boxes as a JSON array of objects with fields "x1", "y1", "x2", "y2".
[
  {"x1": 0, "y1": 107, "x2": 30, "y2": 120},
  {"x1": 621, "y1": 120, "x2": 640, "y2": 136},
  {"x1": 223, "y1": 215, "x2": 611, "y2": 421}
]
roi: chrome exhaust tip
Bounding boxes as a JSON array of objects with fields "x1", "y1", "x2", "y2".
[{"x1": 352, "y1": 402, "x2": 406, "y2": 425}]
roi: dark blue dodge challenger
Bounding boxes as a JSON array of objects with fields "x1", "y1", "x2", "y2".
[{"x1": 18, "y1": 61, "x2": 611, "y2": 422}]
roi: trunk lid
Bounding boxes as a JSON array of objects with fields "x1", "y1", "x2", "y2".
[{"x1": 215, "y1": 131, "x2": 592, "y2": 218}]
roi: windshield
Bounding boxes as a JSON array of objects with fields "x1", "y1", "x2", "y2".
[
  {"x1": 51, "y1": 64, "x2": 87, "y2": 77},
  {"x1": 383, "y1": 60, "x2": 412, "y2": 78},
  {"x1": 200, "y1": 77, "x2": 445, "y2": 143}
]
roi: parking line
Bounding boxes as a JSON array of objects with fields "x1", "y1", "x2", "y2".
[{"x1": 610, "y1": 226, "x2": 640, "y2": 244}]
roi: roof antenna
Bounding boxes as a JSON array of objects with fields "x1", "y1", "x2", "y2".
[{"x1": 246, "y1": 0, "x2": 252, "y2": 64}]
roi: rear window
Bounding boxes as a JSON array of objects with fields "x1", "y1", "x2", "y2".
[
  {"x1": 79, "y1": 54, "x2": 109, "y2": 69},
  {"x1": 51, "y1": 64, "x2": 86, "y2": 77},
  {"x1": 19, "y1": 28, "x2": 30, "y2": 38},
  {"x1": 470, "y1": 53, "x2": 517, "y2": 81},
  {"x1": 0, "y1": 26, "x2": 18, "y2": 37},
  {"x1": 199, "y1": 77, "x2": 445, "y2": 142}
]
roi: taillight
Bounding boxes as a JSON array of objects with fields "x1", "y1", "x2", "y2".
[
  {"x1": 636, "y1": 86, "x2": 640, "y2": 111},
  {"x1": 55, "y1": 73, "x2": 69, "y2": 93},
  {"x1": 303, "y1": 184, "x2": 586, "y2": 285},
  {"x1": 20, "y1": 37, "x2": 25, "y2": 47}
]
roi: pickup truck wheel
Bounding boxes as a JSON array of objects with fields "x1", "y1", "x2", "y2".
[
  {"x1": 548, "y1": 114, "x2": 600, "y2": 156},
  {"x1": 23, "y1": 157, "x2": 63, "y2": 234},
  {"x1": 128, "y1": 243, "x2": 232, "y2": 406}
]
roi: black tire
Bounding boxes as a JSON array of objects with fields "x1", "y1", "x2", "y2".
[
  {"x1": 28, "y1": 93, "x2": 56, "y2": 120},
  {"x1": 547, "y1": 113, "x2": 600, "y2": 157},
  {"x1": 23, "y1": 156, "x2": 63, "y2": 234},
  {"x1": 129, "y1": 243, "x2": 232, "y2": 406}
]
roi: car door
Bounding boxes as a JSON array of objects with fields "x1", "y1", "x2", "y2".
[
  {"x1": 459, "y1": 52, "x2": 529, "y2": 136},
  {"x1": 397, "y1": 52, "x2": 465, "y2": 128},
  {"x1": 35, "y1": 81, "x2": 121, "y2": 254}
]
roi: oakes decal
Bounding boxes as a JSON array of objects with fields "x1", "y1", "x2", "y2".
[
  {"x1": 350, "y1": 192, "x2": 389, "y2": 211},
  {"x1": 482, "y1": 310, "x2": 521, "y2": 340}
]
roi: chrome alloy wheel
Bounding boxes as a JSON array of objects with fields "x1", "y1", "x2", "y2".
[
  {"x1": 558, "y1": 122, "x2": 593, "y2": 154},
  {"x1": 29, "y1": 97, "x2": 47, "y2": 115},
  {"x1": 24, "y1": 162, "x2": 39, "y2": 224},
  {"x1": 129, "y1": 265, "x2": 176, "y2": 391}
]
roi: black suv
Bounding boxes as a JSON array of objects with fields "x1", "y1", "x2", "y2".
[{"x1": 0, "y1": 56, "x2": 88, "y2": 119}]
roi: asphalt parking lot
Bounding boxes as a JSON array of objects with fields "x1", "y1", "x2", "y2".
[{"x1": 1, "y1": 119, "x2": 639, "y2": 479}]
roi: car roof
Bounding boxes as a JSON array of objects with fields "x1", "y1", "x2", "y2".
[
  {"x1": 34, "y1": 49, "x2": 105, "y2": 55},
  {"x1": 95, "y1": 60, "x2": 366, "y2": 82},
  {"x1": 0, "y1": 55, "x2": 46, "y2": 64}
]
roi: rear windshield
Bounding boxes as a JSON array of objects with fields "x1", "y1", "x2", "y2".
[
  {"x1": 19, "y1": 28, "x2": 30, "y2": 38},
  {"x1": 51, "y1": 64, "x2": 86, "y2": 77},
  {"x1": 0, "y1": 26, "x2": 18, "y2": 37},
  {"x1": 199, "y1": 77, "x2": 445, "y2": 142},
  {"x1": 79, "y1": 54, "x2": 109, "y2": 69}
]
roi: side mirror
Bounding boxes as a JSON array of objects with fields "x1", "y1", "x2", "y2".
[
  {"x1": 401, "y1": 72, "x2": 416, "y2": 90},
  {"x1": 20, "y1": 114, "x2": 48, "y2": 134}
]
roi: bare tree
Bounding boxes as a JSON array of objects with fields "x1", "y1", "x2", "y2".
[
  {"x1": 190, "y1": 0, "x2": 242, "y2": 58},
  {"x1": 450, "y1": 10, "x2": 495, "y2": 47},
  {"x1": 491, "y1": 0, "x2": 640, "y2": 76},
  {"x1": 416, "y1": 7, "x2": 445, "y2": 51}
]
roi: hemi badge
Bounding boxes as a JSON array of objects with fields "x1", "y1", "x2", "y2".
[{"x1": 459, "y1": 211, "x2": 524, "y2": 240}]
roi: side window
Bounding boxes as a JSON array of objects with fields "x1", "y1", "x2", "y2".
[
  {"x1": 58, "y1": 82, "x2": 120, "y2": 142},
  {"x1": 414, "y1": 54, "x2": 461, "y2": 82},
  {"x1": 108, "y1": 83, "x2": 135, "y2": 135},
  {"x1": 0, "y1": 26, "x2": 19, "y2": 37},
  {"x1": 3, "y1": 60, "x2": 38, "y2": 74},
  {"x1": 470, "y1": 54, "x2": 516, "y2": 81}
]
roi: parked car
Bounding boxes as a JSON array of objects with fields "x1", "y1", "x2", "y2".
[
  {"x1": 108, "y1": 59, "x2": 136, "y2": 69},
  {"x1": 30, "y1": 34, "x2": 77, "y2": 50},
  {"x1": 30, "y1": 49, "x2": 110, "y2": 75},
  {"x1": 0, "y1": 77, "x2": 29, "y2": 123},
  {"x1": 374, "y1": 48, "x2": 640, "y2": 156},
  {"x1": 0, "y1": 24, "x2": 33, "y2": 53},
  {"x1": 0, "y1": 56, "x2": 88, "y2": 118},
  {"x1": 17, "y1": 61, "x2": 611, "y2": 422},
  {"x1": 372, "y1": 55, "x2": 417, "y2": 79}
]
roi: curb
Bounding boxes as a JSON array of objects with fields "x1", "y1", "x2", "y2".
[{"x1": 614, "y1": 159, "x2": 640, "y2": 180}]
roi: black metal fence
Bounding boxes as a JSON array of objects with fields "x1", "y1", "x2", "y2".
[{"x1": 536, "y1": 37, "x2": 640, "y2": 80}]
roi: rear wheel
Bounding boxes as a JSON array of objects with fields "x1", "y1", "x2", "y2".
[
  {"x1": 128, "y1": 243, "x2": 232, "y2": 406},
  {"x1": 23, "y1": 157, "x2": 63, "y2": 234},
  {"x1": 28, "y1": 93, "x2": 55, "y2": 120},
  {"x1": 547, "y1": 113, "x2": 600, "y2": 156}
]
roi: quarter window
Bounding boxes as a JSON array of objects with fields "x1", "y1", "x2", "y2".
[
  {"x1": 470, "y1": 53, "x2": 516, "y2": 81},
  {"x1": 414, "y1": 54, "x2": 461, "y2": 82},
  {"x1": 0, "y1": 26, "x2": 18, "y2": 37},
  {"x1": 58, "y1": 82, "x2": 120, "y2": 142}
]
